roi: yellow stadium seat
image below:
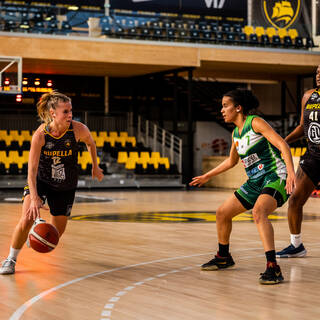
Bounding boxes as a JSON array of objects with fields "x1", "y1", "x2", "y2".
[
  {"x1": 9, "y1": 130, "x2": 19, "y2": 140},
  {"x1": 243, "y1": 25, "x2": 254, "y2": 36},
  {"x1": 105, "y1": 136, "x2": 115, "y2": 147},
  {"x1": 8, "y1": 150, "x2": 19, "y2": 162},
  {"x1": 129, "y1": 151, "x2": 139, "y2": 159},
  {"x1": 1, "y1": 131, "x2": 12, "y2": 146},
  {"x1": 8, "y1": 151, "x2": 25, "y2": 169},
  {"x1": 117, "y1": 151, "x2": 128, "y2": 164},
  {"x1": 266, "y1": 27, "x2": 277, "y2": 38},
  {"x1": 81, "y1": 151, "x2": 91, "y2": 160},
  {"x1": 99, "y1": 131, "x2": 108, "y2": 139},
  {"x1": 151, "y1": 151, "x2": 160, "y2": 159},
  {"x1": 95, "y1": 136, "x2": 105, "y2": 148},
  {"x1": 159, "y1": 157, "x2": 170, "y2": 169},
  {"x1": 21, "y1": 130, "x2": 32, "y2": 141},
  {"x1": 22, "y1": 151, "x2": 30, "y2": 162},
  {"x1": 0, "y1": 151, "x2": 7, "y2": 164},
  {"x1": 278, "y1": 28, "x2": 287, "y2": 39},
  {"x1": 90, "y1": 131, "x2": 98, "y2": 140},
  {"x1": 0, "y1": 130, "x2": 7, "y2": 139},
  {"x1": 120, "y1": 131, "x2": 128, "y2": 137},
  {"x1": 126, "y1": 136, "x2": 136, "y2": 147},
  {"x1": 125, "y1": 158, "x2": 136, "y2": 170},
  {"x1": 255, "y1": 26, "x2": 265, "y2": 37},
  {"x1": 148, "y1": 157, "x2": 159, "y2": 169},
  {"x1": 115, "y1": 136, "x2": 126, "y2": 147},
  {"x1": 136, "y1": 158, "x2": 148, "y2": 169},
  {"x1": 294, "y1": 147, "x2": 302, "y2": 157},
  {"x1": 290, "y1": 148, "x2": 295, "y2": 156},
  {"x1": 288, "y1": 28, "x2": 299, "y2": 40},
  {"x1": 109, "y1": 131, "x2": 118, "y2": 138},
  {"x1": 78, "y1": 152, "x2": 100, "y2": 170},
  {"x1": 140, "y1": 152, "x2": 150, "y2": 160},
  {"x1": 9, "y1": 130, "x2": 24, "y2": 146},
  {"x1": 0, "y1": 152, "x2": 10, "y2": 169}
]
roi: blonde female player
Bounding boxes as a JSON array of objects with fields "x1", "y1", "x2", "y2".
[
  {"x1": 0, "y1": 90, "x2": 104, "y2": 274},
  {"x1": 190, "y1": 89, "x2": 296, "y2": 284}
]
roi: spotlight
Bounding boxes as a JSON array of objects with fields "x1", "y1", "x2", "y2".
[
  {"x1": 16, "y1": 94, "x2": 22, "y2": 102},
  {"x1": 68, "y1": 5, "x2": 79, "y2": 10},
  {"x1": 34, "y1": 78, "x2": 40, "y2": 86}
]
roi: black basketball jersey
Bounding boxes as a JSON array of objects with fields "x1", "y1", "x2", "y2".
[
  {"x1": 37, "y1": 121, "x2": 79, "y2": 190},
  {"x1": 304, "y1": 88, "x2": 320, "y2": 159}
]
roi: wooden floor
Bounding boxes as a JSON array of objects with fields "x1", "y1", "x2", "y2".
[{"x1": 1, "y1": 188, "x2": 320, "y2": 320}]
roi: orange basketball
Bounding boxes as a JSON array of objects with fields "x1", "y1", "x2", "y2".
[{"x1": 28, "y1": 220, "x2": 59, "y2": 253}]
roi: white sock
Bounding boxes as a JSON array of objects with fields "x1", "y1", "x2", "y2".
[
  {"x1": 8, "y1": 247, "x2": 20, "y2": 261},
  {"x1": 290, "y1": 234, "x2": 302, "y2": 248}
]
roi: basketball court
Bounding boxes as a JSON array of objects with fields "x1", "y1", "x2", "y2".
[
  {"x1": 1, "y1": 188, "x2": 320, "y2": 320},
  {"x1": 0, "y1": 2, "x2": 319, "y2": 319}
]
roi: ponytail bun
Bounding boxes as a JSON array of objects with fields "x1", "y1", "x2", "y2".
[
  {"x1": 36, "y1": 90, "x2": 71, "y2": 124},
  {"x1": 223, "y1": 89, "x2": 259, "y2": 115}
]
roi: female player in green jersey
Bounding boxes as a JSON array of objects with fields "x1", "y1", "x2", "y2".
[{"x1": 190, "y1": 89, "x2": 295, "y2": 284}]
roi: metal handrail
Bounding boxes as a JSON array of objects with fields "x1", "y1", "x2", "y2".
[{"x1": 136, "y1": 115, "x2": 182, "y2": 173}]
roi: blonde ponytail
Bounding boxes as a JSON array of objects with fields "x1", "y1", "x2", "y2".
[{"x1": 36, "y1": 90, "x2": 71, "y2": 124}]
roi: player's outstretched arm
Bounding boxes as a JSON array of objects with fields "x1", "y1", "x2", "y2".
[{"x1": 189, "y1": 140, "x2": 239, "y2": 187}]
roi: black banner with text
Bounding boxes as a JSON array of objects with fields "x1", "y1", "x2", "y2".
[{"x1": 110, "y1": 0, "x2": 247, "y2": 18}]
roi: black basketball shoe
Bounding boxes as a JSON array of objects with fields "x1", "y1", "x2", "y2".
[
  {"x1": 201, "y1": 253, "x2": 235, "y2": 271},
  {"x1": 259, "y1": 262, "x2": 284, "y2": 285}
]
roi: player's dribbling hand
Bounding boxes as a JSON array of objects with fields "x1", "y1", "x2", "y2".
[
  {"x1": 26, "y1": 196, "x2": 48, "y2": 221},
  {"x1": 189, "y1": 174, "x2": 210, "y2": 187},
  {"x1": 285, "y1": 172, "x2": 296, "y2": 194},
  {"x1": 92, "y1": 165, "x2": 104, "y2": 181}
]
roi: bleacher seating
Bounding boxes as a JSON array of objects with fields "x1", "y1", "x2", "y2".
[
  {"x1": 0, "y1": 129, "x2": 33, "y2": 154},
  {"x1": 290, "y1": 147, "x2": 307, "y2": 157},
  {"x1": 85, "y1": 130, "x2": 179, "y2": 175},
  {"x1": 108, "y1": 138, "x2": 178, "y2": 175},
  {"x1": 0, "y1": 2, "x2": 317, "y2": 50}
]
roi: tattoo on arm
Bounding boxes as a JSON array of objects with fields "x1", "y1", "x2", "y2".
[{"x1": 296, "y1": 167, "x2": 305, "y2": 180}]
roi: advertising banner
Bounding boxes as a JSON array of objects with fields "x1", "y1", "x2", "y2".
[
  {"x1": 110, "y1": 0, "x2": 247, "y2": 18},
  {"x1": 252, "y1": 0, "x2": 312, "y2": 37}
]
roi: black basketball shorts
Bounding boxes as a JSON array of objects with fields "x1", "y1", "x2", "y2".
[
  {"x1": 299, "y1": 151, "x2": 320, "y2": 188},
  {"x1": 23, "y1": 179, "x2": 76, "y2": 216}
]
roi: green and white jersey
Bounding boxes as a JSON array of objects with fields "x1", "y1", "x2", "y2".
[{"x1": 233, "y1": 115, "x2": 287, "y2": 180}]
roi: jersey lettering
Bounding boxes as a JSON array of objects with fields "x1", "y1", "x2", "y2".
[{"x1": 241, "y1": 153, "x2": 260, "y2": 168}]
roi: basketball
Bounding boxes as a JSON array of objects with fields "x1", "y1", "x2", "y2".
[{"x1": 28, "y1": 220, "x2": 59, "y2": 253}]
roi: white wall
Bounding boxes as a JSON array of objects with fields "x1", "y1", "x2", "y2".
[{"x1": 193, "y1": 121, "x2": 232, "y2": 176}]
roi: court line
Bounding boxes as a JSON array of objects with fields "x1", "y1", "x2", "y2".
[
  {"x1": 102, "y1": 265, "x2": 196, "y2": 320},
  {"x1": 9, "y1": 247, "x2": 261, "y2": 320},
  {"x1": 101, "y1": 252, "x2": 267, "y2": 320}
]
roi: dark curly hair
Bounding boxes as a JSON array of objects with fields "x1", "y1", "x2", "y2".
[{"x1": 223, "y1": 89, "x2": 259, "y2": 115}]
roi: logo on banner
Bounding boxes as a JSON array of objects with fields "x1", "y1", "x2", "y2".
[
  {"x1": 262, "y1": 0, "x2": 301, "y2": 29},
  {"x1": 204, "y1": 0, "x2": 226, "y2": 9}
]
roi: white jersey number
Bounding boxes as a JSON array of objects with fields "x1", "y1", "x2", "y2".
[{"x1": 309, "y1": 111, "x2": 319, "y2": 121}]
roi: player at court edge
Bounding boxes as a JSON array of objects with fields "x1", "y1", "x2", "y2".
[
  {"x1": 276, "y1": 64, "x2": 320, "y2": 258},
  {"x1": 0, "y1": 90, "x2": 104, "y2": 275},
  {"x1": 190, "y1": 89, "x2": 296, "y2": 285}
]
